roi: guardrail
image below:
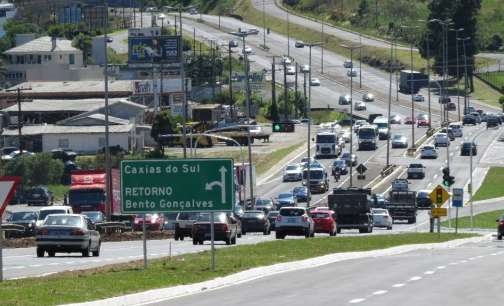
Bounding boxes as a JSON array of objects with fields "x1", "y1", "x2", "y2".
[{"x1": 95, "y1": 222, "x2": 130, "y2": 234}]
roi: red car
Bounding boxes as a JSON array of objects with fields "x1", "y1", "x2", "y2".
[
  {"x1": 416, "y1": 114, "x2": 430, "y2": 127},
  {"x1": 133, "y1": 213, "x2": 165, "y2": 231},
  {"x1": 310, "y1": 209, "x2": 337, "y2": 236}
]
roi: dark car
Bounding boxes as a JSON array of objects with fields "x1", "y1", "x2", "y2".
[
  {"x1": 331, "y1": 159, "x2": 348, "y2": 175},
  {"x1": 341, "y1": 152, "x2": 357, "y2": 167},
  {"x1": 81, "y1": 211, "x2": 106, "y2": 232},
  {"x1": 371, "y1": 193, "x2": 388, "y2": 208},
  {"x1": 276, "y1": 192, "x2": 297, "y2": 209},
  {"x1": 416, "y1": 190, "x2": 432, "y2": 209},
  {"x1": 25, "y1": 186, "x2": 53, "y2": 206},
  {"x1": 61, "y1": 160, "x2": 81, "y2": 185},
  {"x1": 174, "y1": 212, "x2": 200, "y2": 240},
  {"x1": 460, "y1": 141, "x2": 477, "y2": 156},
  {"x1": 292, "y1": 186, "x2": 310, "y2": 202},
  {"x1": 241, "y1": 210, "x2": 271, "y2": 235},
  {"x1": 463, "y1": 114, "x2": 477, "y2": 125},
  {"x1": 254, "y1": 198, "x2": 275, "y2": 213},
  {"x1": 192, "y1": 212, "x2": 238, "y2": 245},
  {"x1": 5, "y1": 211, "x2": 38, "y2": 237},
  {"x1": 267, "y1": 211, "x2": 279, "y2": 230},
  {"x1": 497, "y1": 215, "x2": 504, "y2": 240},
  {"x1": 51, "y1": 148, "x2": 77, "y2": 162},
  {"x1": 486, "y1": 116, "x2": 500, "y2": 129}
]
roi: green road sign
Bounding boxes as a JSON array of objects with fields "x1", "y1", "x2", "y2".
[{"x1": 120, "y1": 159, "x2": 234, "y2": 214}]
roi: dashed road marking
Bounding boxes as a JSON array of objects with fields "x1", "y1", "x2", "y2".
[
  {"x1": 349, "y1": 298, "x2": 366, "y2": 304},
  {"x1": 424, "y1": 270, "x2": 435, "y2": 275},
  {"x1": 437, "y1": 265, "x2": 446, "y2": 270},
  {"x1": 373, "y1": 290, "x2": 388, "y2": 295},
  {"x1": 392, "y1": 283, "x2": 405, "y2": 288},
  {"x1": 409, "y1": 276, "x2": 422, "y2": 281}
]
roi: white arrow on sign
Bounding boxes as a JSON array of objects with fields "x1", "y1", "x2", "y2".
[{"x1": 205, "y1": 166, "x2": 227, "y2": 204}]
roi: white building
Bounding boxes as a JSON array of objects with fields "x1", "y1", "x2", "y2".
[
  {"x1": 3, "y1": 36, "x2": 103, "y2": 84},
  {"x1": 0, "y1": 2, "x2": 16, "y2": 38}
]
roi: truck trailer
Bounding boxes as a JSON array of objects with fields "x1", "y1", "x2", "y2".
[{"x1": 328, "y1": 187, "x2": 373, "y2": 233}]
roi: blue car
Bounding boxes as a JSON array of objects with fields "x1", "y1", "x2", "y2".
[
  {"x1": 292, "y1": 186, "x2": 310, "y2": 202},
  {"x1": 276, "y1": 192, "x2": 297, "y2": 209}
]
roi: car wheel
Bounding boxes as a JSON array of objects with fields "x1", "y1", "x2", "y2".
[
  {"x1": 498, "y1": 233, "x2": 502, "y2": 240},
  {"x1": 387, "y1": 225, "x2": 392, "y2": 230},
  {"x1": 36, "y1": 247, "x2": 44, "y2": 257},
  {"x1": 192, "y1": 238, "x2": 197, "y2": 245},
  {"x1": 275, "y1": 232, "x2": 284, "y2": 239},
  {"x1": 226, "y1": 237, "x2": 231, "y2": 245},
  {"x1": 92, "y1": 242, "x2": 101, "y2": 257},
  {"x1": 232, "y1": 234, "x2": 237, "y2": 245},
  {"x1": 174, "y1": 233, "x2": 179, "y2": 241},
  {"x1": 48, "y1": 250, "x2": 55, "y2": 257},
  {"x1": 198, "y1": 240, "x2": 203, "y2": 245},
  {"x1": 82, "y1": 244, "x2": 90, "y2": 257},
  {"x1": 242, "y1": 229, "x2": 246, "y2": 235},
  {"x1": 180, "y1": 235, "x2": 184, "y2": 241}
]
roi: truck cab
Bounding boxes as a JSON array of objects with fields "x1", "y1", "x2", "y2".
[
  {"x1": 372, "y1": 117, "x2": 390, "y2": 140},
  {"x1": 315, "y1": 131, "x2": 340, "y2": 158},
  {"x1": 303, "y1": 166, "x2": 329, "y2": 194},
  {"x1": 357, "y1": 124, "x2": 378, "y2": 150}
]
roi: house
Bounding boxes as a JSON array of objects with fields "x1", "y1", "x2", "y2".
[{"x1": 3, "y1": 36, "x2": 103, "y2": 84}]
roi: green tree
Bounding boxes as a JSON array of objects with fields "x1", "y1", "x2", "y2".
[
  {"x1": 2, "y1": 153, "x2": 63, "y2": 186},
  {"x1": 357, "y1": 0, "x2": 370, "y2": 18},
  {"x1": 499, "y1": 96, "x2": 504, "y2": 112},
  {"x1": 150, "y1": 111, "x2": 182, "y2": 145},
  {"x1": 420, "y1": 0, "x2": 481, "y2": 91},
  {"x1": 73, "y1": 33, "x2": 92, "y2": 67}
]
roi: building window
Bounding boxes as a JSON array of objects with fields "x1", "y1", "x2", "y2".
[
  {"x1": 99, "y1": 137, "x2": 106, "y2": 148},
  {"x1": 58, "y1": 139, "x2": 69, "y2": 148},
  {"x1": 69, "y1": 54, "x2": 75, "y2": 64},
  {"x1": 37, "y1": 55, "x2": 41, "y2": 64}
]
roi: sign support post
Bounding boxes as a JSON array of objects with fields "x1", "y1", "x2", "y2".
[
  {"x1": 210, "y1": 212, "x2": 215, "y2": 271},
  {"x1": 143, "y1": 214, "x2": 147, "y2": 269},
  {"x1": 0, "y1": 176, "x2": 21, "y2": 282}
]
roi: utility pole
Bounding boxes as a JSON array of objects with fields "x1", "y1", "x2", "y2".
[
  {"x1": 272, "y1": 56, "x2": 277, "y2": 119},
  {"x1": 287, "y1": 12, "x2": 290, "y2": 58},
  {"x1": 321, "y1": 21, "x2": 324, "y2": 74},
  {"x1": 228, "y1": 42, "x2": 234, "y2": 120},
  {"x1": 283, "y1": 60, "x2": 288, "y2": 120},
  {"x1": 5, "y1": 87, "x2": 32, "y2": 155}
]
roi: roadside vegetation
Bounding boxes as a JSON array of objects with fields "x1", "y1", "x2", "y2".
[
  {"x1": 0, "y1": 233, "x2": 476, "y2": 306},
  {"x1": 473, "y1": 167, "x2": 504, "y2": 201},
  {"x1": 477, "y1": 71, "x2": 504, "y2": 93},
  {"x1": 442, "y1": 209, "x2": 503, "y2": 229}
]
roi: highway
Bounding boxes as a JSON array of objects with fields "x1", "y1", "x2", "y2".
[{"x1": 147, "y1": 237, "x2": 503, "y2": 306}]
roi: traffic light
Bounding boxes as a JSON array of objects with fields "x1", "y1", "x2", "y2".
[
  {"x1": 272, "y1": 122, "x2": 295, "y2": 133},
  {"x1": 442, "y1": 167, "x2": 455, "y2": 186}
]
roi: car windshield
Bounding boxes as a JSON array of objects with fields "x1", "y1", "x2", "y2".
[
  {"x1": 308, "y1": 170, "x2": 324, "y2": 179},
  {"x1": 311, "y1": 212, "x2": 329, "y2": 218},
  {"x1": 423, "y1": 146, "x2": 435, "y2": 150},
  {"x1": 243, "y1": 212, "x2": 264, "y2": 218},
  {"x1": 342, "y1": 153, "x2": 350, "y2": 159},
  {"x1": 178, "y1": 212, "x2": 199, "y2": 220},
  {"x1": 417, "y1": 192, "x2": 429, "y2": 198},
  {"x1": 9, "y1": 211, "x2": 37, "y2": 221},
  {"x1": 256, "y1": 199, "x2": 272, "y2": 205},
  {"x1": 268, "y1": 212, "x2": 279, "y2": 217},
  {"x1": 286, "y1": 165, "x2": 299, "y2": 171},
  {"x1": 279, "y1": 209, "x2": 305, "y2": 217},
  {"x1": 333, "y1": 160, "x2": 345, "y2": 167},
  {"x1": 196, "y1": 213, "x2": 227, "y2": 222},
  {"x1": 372, "y1": 209, "x2": 388, "y2": 215},
  {"x1": 38, "y1": 210, "x2": 67, "y2": 220},
  {"x1": 44, "y1": 215, "x2": 82, "y2": 226},
  {"x1": 81, "y1": 212, "x2": 104, "y2": 222},
  {"x1": 409, "y1": 164, "x2": 422, "y2": 168},
  {"x1": 278, "y1": 193, "x2": 292, "y2": 199},
  {"x1": 316, "y1": 134, "x2": 336, "y2": 143},
  {"x1": 392, "y1": 135, "x2": 403, "y2": 140},
  {"x1": 293, "y1": 187, "x2": 306, "y2": 193}
]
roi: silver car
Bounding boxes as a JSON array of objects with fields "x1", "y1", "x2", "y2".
[
  {"x1": 36, "y1": 214, "x2": 101, "y2": 257},
  {"x1": 391, "y1": 134, "x2": 408, "y2": 148},
  {"x1": 371, "y1": 208, "x2": 393, "y2": 229},
  {"x1": 420, "y1": 145, "x2": 438, "y2": 159},
  {"x1": 275, "y1": 207, "x2": 314, "y2": 239}
]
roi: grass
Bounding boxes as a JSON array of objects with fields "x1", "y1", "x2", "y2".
[
  {"x1": 310, "y1": 110, "x2": 348, "y2": 125},
  {"x1": 473, "y1": 167, "x2": 504, "y2": 201},
  {"x1": 47, "y1": 185, "x2": 69, "y2": 201},
  {"x1": 442, "y1": 209, "x2": 503, "y2": 229},
  {"x1": 448, "y1": 77, "x2": 503, "y2": 109},
  {"x1": 477, "y1": 71, "x2": 504, "y2": 93},
  {"x1": 0, "y1": 233, "x2": 476, "y2": 305}
]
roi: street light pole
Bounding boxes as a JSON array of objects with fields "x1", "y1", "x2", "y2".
[
  {"x1": 386, "y1": 34, "x2": 394, "y2": 167},
  {"x1": 401, "y1": 25, "x2": 419, "y2": 149},
  {"x1": 458, "y1": 37, "x2": 471, "y2": 113},
  {"x1": 103, "y1": 0, "x2": 112, "y2": 220},
  {"x1": 450, "y1": 28, "x2": 464, "y2": 121},
  {"x1": 262, "y1": 0, "x2": 267, "y2": 49},
  {"x1": 287, "y1": 12, "x2": 290, "y2": 58},
  {"x1": 321, "y1": 21, "x2": 324, "y2": 74}
]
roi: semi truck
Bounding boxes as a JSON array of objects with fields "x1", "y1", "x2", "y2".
[
  {"x1": 235, "y1": 163, "x2": 256, "y2": 206},
  {"x1": 328, "y1": 187, "x2": 373, "y2": 233},
  {"x1": 68, "y1": 169, "x2": 122, "y2": 219},
  {"x1": 303, "y1": 166, "x2": 329, "y2": 194},
  {"x1": 399, "y1": 70, "x2": 428, "y2": 94},
  {"x1": 386, "y1": 179, "x2": 417, "y2": 223}
]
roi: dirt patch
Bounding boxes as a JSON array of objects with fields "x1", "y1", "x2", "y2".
[{"x1": 1, "y1": 231, "x2": 174, "y2": 249}]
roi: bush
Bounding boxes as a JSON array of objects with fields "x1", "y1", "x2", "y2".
[{"x1": 2, "y1": 153, "x2": 64, "y2": 186}]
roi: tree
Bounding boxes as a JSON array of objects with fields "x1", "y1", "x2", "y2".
[
  {"x1": 151, "y1": 111, "x2": 179, "y2": 143},
  {"x1": 357, "y1": 0, "x2": 370, "y2": 18},
  {"x1": 419, "y1": 0, "x2": 481, "y2": 92},
  {"x1": 73, "y1": 33, "x2": 92, "y2": 67},
  {"x1": 2, "y1": 153, "x2": 63, "y2": 186},
  {"x1": 499, "y1": 96, "x2": 504, "y2": 112}
]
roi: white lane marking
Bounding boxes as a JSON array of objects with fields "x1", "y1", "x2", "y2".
[
  {"x1": 29, "y1": 264, "x2": 42, "y2": 268},
  {"x1": 424, "y1": 270, "x2": 435, "y2": 275},
  {"x1": 448, "y1": 262, "x2": 458, "y2": 265},
  {"x1": 459, "y1": 260, "x2": 468, "y2": 263},
  {"x1": 490, "y1": 253, "x2": 498, "y2": 256},
  {"x1": 64, "y1": 261, "x2": 75, "y2": 265},
  {"x1": 433, "y1": 174, "x2": 438, "y2": 180},
  {"x1": 476, "y1": 255, "x2": 484, "y2": 259},
  {"x1": 392, "y1": 283, "x2": 405, "y2": 288},
  {"x1": 409, "y1": 276, "x2": 422, "y2": 281},
  {"x1": 437, "y1": 266, "x2": 446, "y2": 270},
  {"x1": 468, "y1": 257, "x2": 476, "y2": 260},
  {"x1": 373, "y1": 290, "x2": 388, "y2": 295},
  {"x1": 349, "y1": 298, "x2": 366, "y2": 304},
  {"x1": 48, "y1": 262, "x2": 58, "y2": 266}
]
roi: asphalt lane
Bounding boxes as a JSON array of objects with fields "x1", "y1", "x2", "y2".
[{"x1": 147, "y1": 237, "x2": 502, "y2": 306}]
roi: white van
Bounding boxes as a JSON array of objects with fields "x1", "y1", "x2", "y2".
[
  {"x1": 448, "y1": 122, "x2": 463, "y2": 137},
  {"x1": 372, "y1": 116, "x2": 390, "y2": 140},
  {"x1": 36, "y1": 205, "x2": 74, "y2": 227}
]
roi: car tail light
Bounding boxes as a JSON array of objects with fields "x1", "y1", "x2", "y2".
[
  {"x1": 71, "y1": 228, "x2": 85, "y2": 236},
  {"x1": 276, "y1": 216, "x2": 282, "y2": 222},
  {"x1": 302, "y1": 216, "x2": 308, "y2": 222},
  {"x1": 217, "y1": 223, "x2": 229, "y2": 231},
  {"x1": 37, "y1": 228, "x2": 48, "y2": 235},
  {"x1": 499, "y1": 221, "x2": 504, "y2": 226}
]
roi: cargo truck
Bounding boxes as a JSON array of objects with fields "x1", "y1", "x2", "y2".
[
  {"x1": 328, "y1": 187, "x2": 373, "y2": 233},
  {"x1": 399, "y1": 70, "x2": 428, "y2": 94},
  {"x1": 386, "y1": 179, "x2": 417, "y2": 223}
]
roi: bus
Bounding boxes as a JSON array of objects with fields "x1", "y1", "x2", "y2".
[{"x1": 357, "y1": 125, "x2": 378, "y2": 150}]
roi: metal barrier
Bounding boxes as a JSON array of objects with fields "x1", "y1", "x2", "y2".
[{"x1": 95, "y1": 222, "x2": 130, "y2": 234}]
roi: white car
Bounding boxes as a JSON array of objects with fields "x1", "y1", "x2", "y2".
[
  {"x1": 275, "y1": 207, "x2": 314, "y2": 239},
  {"x1": 281, "y1": 56, "x2": 291, "y2": 64},
  {"x1": 371, "y1": 208, "x2": 393, "y2": 229},
  {"x1": 347, "y1": 69, "x2": 358, "y2": 77},
  {"x1": 286, "y1": 65, "x2": 296, "y2": 75},
  {"x1": 434, "y1": 133, "x2": 450, "y2": 147},
  {"x1": 295, "y1": 40, "x2": 305, "y2": 48},
  {"x1": 310, "y1": 77, "x2": 321, "y2": 86},
  {"x1": 354, "y1": 101, "x2": 366, "y2": 111},
  {"x1": 1, "y1": 150, "x2": 34, "y2": 160},
  {"x1": 420, "y1": 145, "x2": 438, "y2": 159},
  {"x1": 414, "y1": 94, "x2": 425, "y2": 102},
  {"x1": 283, "y1": 164, "x2": 303, "y2": 182},
  {"x1": 243, "y1": 47, "x2": 253, "y2": 54},
  {"x1": 301, "y1": 64, "x2": 310, "y2": 73}
]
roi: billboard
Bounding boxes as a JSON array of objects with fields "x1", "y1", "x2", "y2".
[{"x1": 128, "y1": 36, "x2": 181, "y2": 64}]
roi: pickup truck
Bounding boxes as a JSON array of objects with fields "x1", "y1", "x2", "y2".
[{"x1": 407, "y1": 163, "x2": 426, "y2": 179}]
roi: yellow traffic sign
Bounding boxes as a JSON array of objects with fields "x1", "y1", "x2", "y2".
[
  {"x1": 431, "y1": 207, "x2": 447, "y2": 217},
  {"x1": 430, "y1": 185, "x2": 450, "y2": 207}
]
